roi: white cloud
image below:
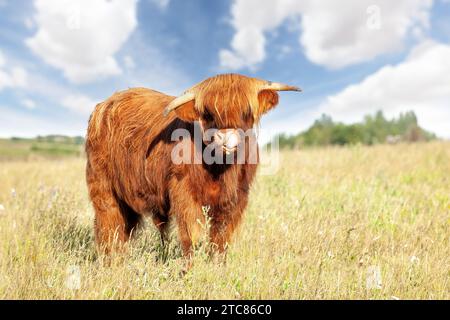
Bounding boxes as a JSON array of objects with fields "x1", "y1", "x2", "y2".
[
  {"x1": 26, "y1": 0, "x2": 138, "y2": 84},
  {"x1": 123, "y1": 55, "x2": 136, "y2": 70},
  {"x1": 220, "y1": 26, "x2": 266, "y2": 70},
  {"x1": 0, "y1": 51, "x2": 28, "y2": 91},
  {"x1": 62, "y1": 94, "x2": 98, "y2": 115},
  {"x1": 1, "y1": 48, "x2": 100, "y2": 117},
  {"x1": 276, "y1": 45, "x2": 292, "y2": 60},
  {"x1": 21, "y1": 99, "x2": 36, "y2": 110},
  {"x1": 149, "y1": 0, "x2": 170, "y2": 10},
  {"x1": 220, "y1": 0, "x2": 433, "y2": 70},
  {"x1": 24, "y1": 17, "x2": 34, "y2": 30},
  {"x1": 12, "y1": 65, "x2": 100, "y2": 116},
  {"x1": 317, "y1": 40, "x2": 450, "y2": 138}
]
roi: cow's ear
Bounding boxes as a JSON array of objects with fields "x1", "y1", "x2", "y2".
[
  {"x1": 258, "y1": 90, "x2": 279, "y2": 115},
  {"x1": 172, "y1": 100, "x2": 199, "y2": 122}
]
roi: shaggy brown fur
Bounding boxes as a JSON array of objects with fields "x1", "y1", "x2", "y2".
[{"x1": 85, "y1": 73, "x2": 293, "y2": 263}]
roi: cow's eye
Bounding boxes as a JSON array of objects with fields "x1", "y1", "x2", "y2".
[{"x1": 203, "y1": 109, "x2": 214, "y2": 122}]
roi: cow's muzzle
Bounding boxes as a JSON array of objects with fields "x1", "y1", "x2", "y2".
[{"x1": 212, "y1": 129, "x2": 241, "y2": 155}]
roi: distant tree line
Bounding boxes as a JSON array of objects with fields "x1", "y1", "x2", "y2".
[
  {"x1": 276, "y1": 110, "x2": 436, "y2": 149},
  {"x1": 11, "y1": 135, "x2": 85, "y2": 145}
]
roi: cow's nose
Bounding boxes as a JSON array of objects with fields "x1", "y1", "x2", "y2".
[
  {"x1": 214, "y1": 131, "x2": 226, "y2": 145},
  {"x1": 224, "y1": 131, "x2": 239, "y2": 149}
]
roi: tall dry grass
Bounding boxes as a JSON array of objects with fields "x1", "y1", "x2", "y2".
[{"x1": 0, "y1": 142, "x2": 449, "y2": 299}]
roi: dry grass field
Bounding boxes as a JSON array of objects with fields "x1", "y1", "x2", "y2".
[{"x1": 0, "y1": 142, "x2": 449, "y2": 299}]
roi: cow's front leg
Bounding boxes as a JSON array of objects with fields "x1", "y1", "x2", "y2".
[
  {"x1": 209, "y1": 203, "x2": 246, "y2": 259},
  {"x1": 170, "y1": 179, "x2": 205, "y2": 271},
  {"x1": 176, "y1": 206, "x2": 206, "y2": 273}
]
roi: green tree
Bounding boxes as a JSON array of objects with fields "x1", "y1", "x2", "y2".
[{"x1": 274, "y1": 110, "x2": 436, "y2": 149}]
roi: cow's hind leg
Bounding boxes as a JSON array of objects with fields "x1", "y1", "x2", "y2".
[
  {"x1": 150, "y1": 211, "x2": 171, "y2": 262},
  {"x1": 93, "y1": 195, "x2": 141, "y2": 254},
  {"x1": 117, "y1": 197, "x2": 142, "y2": 239},
  {"x1": 88, "y1": 177, "x2": 141, "y2": 254},
  {"x1": 151, "y1": 212, "x2": 169, "y2": 247}
]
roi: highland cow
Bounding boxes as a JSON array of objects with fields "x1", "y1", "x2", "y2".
[{"x1": 85, "y1": 73, "x2": 300, "y2": 264}]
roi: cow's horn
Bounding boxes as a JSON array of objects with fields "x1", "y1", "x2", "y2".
[
  {"x1": 163, "y1": 92, "x2": 195, "y2": 116},
  {"x1": 260, "y1": 81, "x2": 302, "y2": 92}
]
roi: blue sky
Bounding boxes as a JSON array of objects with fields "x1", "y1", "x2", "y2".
[{"x1": 0, "y1": 0, "x2": 449, "y2": 141}]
